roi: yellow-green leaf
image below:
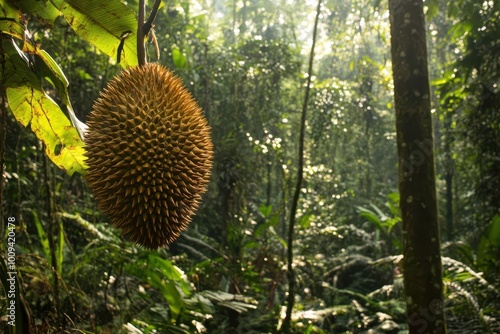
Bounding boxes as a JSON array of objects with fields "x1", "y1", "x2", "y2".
[
  {"x1": 6, "y1": 86, "x2": 86, "y2": 175},
  {"x1": 0, "y1": 2, "x2": 24, "y2": 42},
  {"x1": 58, "y1": 0, "x2": 138, "y2": 67},
  {"x1": 15, "y1": 0, "x2": 60, "y2": 27}
]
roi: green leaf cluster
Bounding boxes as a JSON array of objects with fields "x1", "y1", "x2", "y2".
[{"x1": 1, "y1": 0, "x2": 140, "y2": 175}]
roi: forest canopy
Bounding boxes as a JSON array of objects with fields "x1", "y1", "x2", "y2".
[{"x1": 0, "y1": 0, "x2": 499, "y2": 333}]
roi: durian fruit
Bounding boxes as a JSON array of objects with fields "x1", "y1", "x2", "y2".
[{"x1": 84, "y1": 63, "x2": 213, "y2": 249}]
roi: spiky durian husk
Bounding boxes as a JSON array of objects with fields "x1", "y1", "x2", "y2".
[{"x1": 85, "y1": 63, "x2": 213, "y2": 249}]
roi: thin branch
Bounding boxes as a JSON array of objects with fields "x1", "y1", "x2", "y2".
[
  {"x1": 137, "y1": 0, "x2": 146, "y2": 66},
  {"x1": 281, "y1": 0, "x2": 322, "y2": 332},
  {"x1": 143, "y1": 0, "x2": 162, "y2": 36}
]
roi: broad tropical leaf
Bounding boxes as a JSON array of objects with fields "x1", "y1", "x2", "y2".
[
  {"x1": 0, "y1": 1, "x2": 25, "y2": 39},
  {"x1": 14, "y1": 0, "x2": 60, "y2": 27},
  {"x1": 56, "y1": 0, "x2": 138, "y2": 67},
  {"x1": 3, "y1": 38, "x2": 86, "y2": 175},
  {"x1": 6, "y1": 85, "x2": 87, "y2": 175}
]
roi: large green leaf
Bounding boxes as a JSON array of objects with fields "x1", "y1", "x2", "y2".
[
  {"x1": 34, "y1": 49, "x2": 70, "y2": 100},
  {"x1": 13, "y1": 0, "x2": 60, "y2": 27},
  {"x1": 56, "y1": 0, "x2": 138, "y2": 67},
  {"x1": 15, "y1": 37, "x2": 88, "y2": 138},
  {"x1": 2, "y1": 37, "x2": 86, "y2": 175},
  {"x1": 2, "y1": 39, "x2": 39, "y2": 88},
  {"x1": 0, "y1": 1, "x2": 25, "y2": 39},
  {"x1": 126, "y1": 254, "x2": 191, "y2": 321},
  {"x1": 7, "y1": 86, "x2": 87, "y2": 175},
  {"x1": 147, "y1": 253, "x2": 192, "y2": 296},
  {"x1": 22, "y1": 41, "x2": 88, "y2": 137}
]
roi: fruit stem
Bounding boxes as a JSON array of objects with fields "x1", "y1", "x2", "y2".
[{"x1": 137, "y1": 0, "x2": 146, "y2": 66}]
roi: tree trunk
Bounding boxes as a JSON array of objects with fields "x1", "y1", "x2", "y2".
[
  {"x1": 389, "y1": 1, "x2": 447, "y2": 333},
  {"x1": 442, "y1": 109, "x2": 454, "y2": 241},
  {"x1": 280, "y1": 0, "x2": 322, "y2": 332},
  {"x1": 445, "y1": 172, "x2": 453, "y2": 241}
]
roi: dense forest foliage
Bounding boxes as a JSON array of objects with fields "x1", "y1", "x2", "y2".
[{"x1": 1, "y1": 0, "x2": 499, "y2": 333}]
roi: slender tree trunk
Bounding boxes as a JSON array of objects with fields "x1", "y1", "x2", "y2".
[
  {"x1": 445, "y1": 172, "x2": 453, "y2": 240},
  {"x1": 442, "y1": 90, "x2": 454, "y2": 241},
  {"x1": 280, "y1": 0, "x2": 321, "y2": 333},
  {"x1": 389, "y1": 1, "x2": 447, "y2": 333}
]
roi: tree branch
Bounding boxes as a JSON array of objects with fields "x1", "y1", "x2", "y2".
[
  {"x1": 137, "y1": 0, "x2": 146, "y2": 66},
  {"x1": 143, "y1": 0, "x2": 162, "y2": 36}
]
